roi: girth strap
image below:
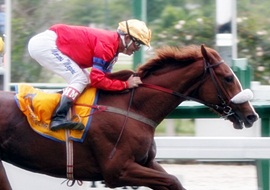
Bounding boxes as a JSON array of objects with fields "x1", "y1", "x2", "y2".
[{"x1": 93, "y1": 105, "x2": 158, "y2": 128}]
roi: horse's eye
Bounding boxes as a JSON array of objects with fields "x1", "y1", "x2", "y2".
[{"x1": 224, "y1": 76, "x2": 234, "y2": 83}]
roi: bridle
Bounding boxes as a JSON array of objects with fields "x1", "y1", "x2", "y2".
[
  {"x1": 107, "y1": 58, "x2": 236, "y2": 159},
  {"x1": 139, "y1": 58, "x2": 236, "y2": 119},
  {"x1": 203, "y1": 59, "x2": 235, "y2": 118}
]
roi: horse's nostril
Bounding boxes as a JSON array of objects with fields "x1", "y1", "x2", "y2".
[{"x1": 247, "y1": 114, "x2": 258, "y2": 123}]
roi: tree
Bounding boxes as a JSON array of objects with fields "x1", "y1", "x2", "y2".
[
  {"x1": 11, "y1": 0, "x2": 67, "y2": 82},
  {"x1": 10, "y1": 0, "x2": 132, "y2": 82},
  {"x1": 149, "y1": 1, "x2": 216, "y2": 48},
  {"x1": 9, "y1": 0, "x2": 270, "y2": 85},
  {"x1": 237, "y1": 0, "x2": 270, "y2": 84}
]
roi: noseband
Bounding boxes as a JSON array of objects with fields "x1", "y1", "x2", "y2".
[{"x1": 140, "y1": 59, "x2": 235, "y2": 119}]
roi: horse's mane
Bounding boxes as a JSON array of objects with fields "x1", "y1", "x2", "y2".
[
  {"x1": 137, "y1": 45, "x2": 211, "y2": 78},
  {"x1": 107, "y1": 45, "x2": 218, "y2": 80}
]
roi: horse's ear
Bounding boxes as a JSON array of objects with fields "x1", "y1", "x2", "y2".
[{"x1": 201, "y1": 44, "x2": 209, "y2": 61}]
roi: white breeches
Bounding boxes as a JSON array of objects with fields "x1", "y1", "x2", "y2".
[{"x1": 28, "y1": 30, "x2": 89, "y2": 93}]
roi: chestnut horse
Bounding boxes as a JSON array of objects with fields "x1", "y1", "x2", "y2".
[{"x1": 0, "y1": 45, "x2": 258, "y2": 190}]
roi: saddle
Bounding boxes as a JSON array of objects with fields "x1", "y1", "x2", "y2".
[{"x1": 14, "y1": 84, "x2": 98, "y2": 142}]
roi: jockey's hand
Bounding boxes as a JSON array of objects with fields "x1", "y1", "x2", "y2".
[{"x1": 127, "y1": 75, "x2": 142, "y2": 88}]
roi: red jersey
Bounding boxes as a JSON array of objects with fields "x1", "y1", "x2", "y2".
[{"x1": 50, "y1": 24, "x2": 127, "y2": 91}]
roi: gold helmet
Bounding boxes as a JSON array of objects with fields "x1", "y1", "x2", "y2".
[{"x1": 118, "y1": 19, "x2": 151, "y2": 47}]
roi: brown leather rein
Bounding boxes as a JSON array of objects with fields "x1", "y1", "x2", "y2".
[
  {"x1": 63, "y1": 59, "x2": 234, "y2": 182},
  {"x1": 139, "y1": 59, "x2": 235, "y2": 119},
  {"x1": 89, "y1": 59, "x2": 233, "y2": 130}
]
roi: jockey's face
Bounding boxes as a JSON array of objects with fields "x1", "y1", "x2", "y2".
[{"x1": 119, "y1": 35, "x2": 141, "y2": 55}]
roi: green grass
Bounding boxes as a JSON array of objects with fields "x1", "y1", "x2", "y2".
[
  {"x1": 112, "y1": 63, "x2": 133, "y2": 72},
  {"x1": 155, "y1": 119, "x2": 195, "y2": 136}
]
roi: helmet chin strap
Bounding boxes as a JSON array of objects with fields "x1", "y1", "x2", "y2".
[{"x1": 120, "y1": 35, "x2": 133, "y2": 53}]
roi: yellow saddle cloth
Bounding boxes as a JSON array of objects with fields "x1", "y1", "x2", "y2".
[{"x1": 15, "y1": 84, "x2": 98, "y2": 142}]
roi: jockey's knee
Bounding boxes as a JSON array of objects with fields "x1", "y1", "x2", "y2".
[{"x1": 69, "y1": 75, "x2": 89, "y2": 93}]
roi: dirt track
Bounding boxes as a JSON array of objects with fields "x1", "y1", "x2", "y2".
[
  {"x1": 4, "y1": 162, "x2": 258, "y2": 190},
  {"x1": 161, "y1": 162, "x2": 257, "y2": 190}
]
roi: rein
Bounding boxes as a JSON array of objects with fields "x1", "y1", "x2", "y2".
[
  {"x1": 140, "y1": 59, "x2": 235, "y2": 118},
  {"x1": 62, "y1": 59, "x2": 233, "y2": 182}
]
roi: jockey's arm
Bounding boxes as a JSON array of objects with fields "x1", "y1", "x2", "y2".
[{"x1": 89, "y1": 67, "x2": 128, "y2": 91}]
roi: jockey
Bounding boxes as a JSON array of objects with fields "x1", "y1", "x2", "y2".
[{"x1": 28, "y1": 19, "x2": 151, "y2": 131}]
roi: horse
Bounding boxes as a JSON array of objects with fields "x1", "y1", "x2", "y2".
[{"x1": 0, "y1": 44, "x2": 258, "y2": 190}]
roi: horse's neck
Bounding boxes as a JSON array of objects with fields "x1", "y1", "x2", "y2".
[
  {"x1": 132, "y1": 83, "x2": 184, "y2": 125},
  {"x1": 134, "y1": 65, "x2": 204, "y2": 124}
]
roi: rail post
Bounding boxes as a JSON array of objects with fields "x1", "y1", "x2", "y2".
[{"x1": 257, "y1": 117, "x2": 270, "y2": 190}]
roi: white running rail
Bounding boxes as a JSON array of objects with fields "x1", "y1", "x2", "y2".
[{"x1": 155, "y1": 137, "x2": 270, "y2": 160}]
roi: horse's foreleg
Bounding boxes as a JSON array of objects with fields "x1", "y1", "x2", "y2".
[
  {"x1": 147, "y1": 159, "x2": 168, "y2": 173},
  {"x1": 0, "y1": 161, "x2": 12, "y2": 190},
  {"x1": 105, "y1": 161, "x2": 186, "y2": 190}
]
